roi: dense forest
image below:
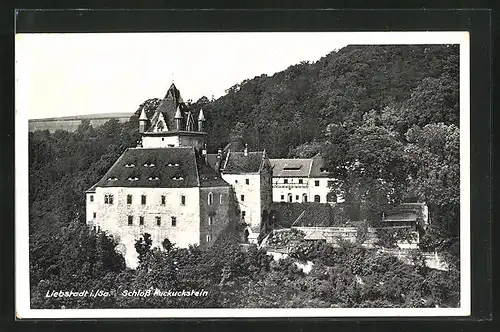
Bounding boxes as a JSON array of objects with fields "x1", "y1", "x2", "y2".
[{"x1": 29, "y1": 44, "x2": 460, "y2": 308}]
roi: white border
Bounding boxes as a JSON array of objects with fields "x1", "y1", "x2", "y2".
[{"x1": 15, "y1": 31, "x2": 471, "y2": 319}]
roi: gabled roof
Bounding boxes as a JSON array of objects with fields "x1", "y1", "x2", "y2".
[
  {"x1": 222, "y1": 150, "x2": 266, "y2": 174},
  {"x1": 309, "y1": 153, "x2": 331, "y2": 178},
  {"x1": 147, "y1": 83, "x2": 187, "y2": 132},
  {"x1": 269, "y1": 158, "x2": 313, "y2": 177},
  {"x1": 89, "y1": 147, "x2": 229, "y2": 189}
]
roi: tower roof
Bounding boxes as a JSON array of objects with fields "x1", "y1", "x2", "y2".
[
  {"x1": 174, "y1": 106, "x2": 183, "y2": 119},
  {"x1": 139, "y1": 107, "x2": 148, "y2": 121},
  {"x1": 152, "y1": 83, "x2": 186, "y2": 130},
  {"x1": 198, "y1": 108, "x2": 206, "y2": 121}
]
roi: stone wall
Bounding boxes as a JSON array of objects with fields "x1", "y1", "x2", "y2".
[{"x1": 199, "y1": 186, "x2": 231, "y2": 248}]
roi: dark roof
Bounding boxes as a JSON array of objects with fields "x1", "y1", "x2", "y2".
[
  {"x1": 222, "y1": 151, "x2": 265, "y2": 174},
  {"x1": 309, "y1": 153, "x2": 331, "y2": 178},
  {"x1": 270, "y1": 202, "x2": 333, "y2": 228},
  {"x1": 206, "y1": 154, "x2": 220, "y2": 170},
  {"x1": 145, "y1": 83, "x2": 204, "y2": 133},
  {"x1": 269, "y1": 158, "x2": 312, "y2": 177},
  {"x1": 90, "y1": 147, "x2": 229, "y2": 189}
]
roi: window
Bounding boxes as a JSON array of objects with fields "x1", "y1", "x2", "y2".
[
  {"x1": 208, "y1": 192, "x2": 213, "y2": 205},
  {"x1": 219, "y1": 194, "x2": 223, "y2": 204},
  {"x1": 284, "y1": 179, "x2": 288, "y2": 184},
  {"x1": 127, "y1": 194, "x2": 132, "y2": 204},
  {"x1": 208, "y1": 216, "x2": 214, "y2": 225},
  {"x1": 139, "y1": 216, "x2": 144, "y2": 225},
  {"x1": 315, "y1": 180, "x2": 320, "y2": 187},
  {"x1": 141, "y1": 195, "x2": 146, "y2": 205},
  {"x1": 161, "y1": 195, "x2": 166, "y2": 205},
  {"x1": 288, "y1": 193, "x2": 292, "y2": 203},
  {"x1": 171, "y1": 216, "x2": 177, "y2": 227},
  {"x1": 280, "y1": 194, "x2": 285, "y2": 201},
  {"x1": 156, "y1": 216, "x2": 161, "y2": 226},
  {"x1": 104, "y1": 194, "x2": 114, "y2": 204},
  {"x1": 181, "y1": 195, "x2": 186, "y2": 205},
  {"x1": 162, "y1": 138, "x2": 165, "y2": 141},
  {"x1": 314, "y1": 195, "x2": 320, "y2": 202},
  {"x1": 241, "y1": 211, "x2": 246, "y2": 219},
  {"x1": 90, "y1": 195, "x2": 94, "y2": 202},
  {"x1": 303, "y1": 194, "x2": 308, "y2": 202},
  {"x1": 295, "y1": 195, "x2": 299, "y2": 201},
  {"x1": 298, "y1": 179, "x2": 303, "y2": 184},
  {"x1": 245, "y1": 179, "x2": 249, "y2": 185},
  {"x1": 235, "y1": 180, "x2": 238, "y2": 184},
  {"x1": 206, "y1": 234, "x2": 211, "y2": 243},
  {"x1": 93, "y1": 212, "x2": 96, "y2": 219},
  {"x1": 327, "y1": 180, "x2": 335, "y2": 187},
  {"x1": 240, "y1": 195, "x2": 245, "y2": 202},
  {"x1": 128, "y1": 216, "x2": 133, "y2": 225}
]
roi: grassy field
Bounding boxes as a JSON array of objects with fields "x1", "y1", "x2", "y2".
[{"x1": 29, "y1": 113, "x2": 132, "y2": 132}]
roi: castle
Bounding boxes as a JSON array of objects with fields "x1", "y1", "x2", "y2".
[
  {"x1": 86, "y1": 83, "x2": 427, "y2": 267},
  {"x1": 86, "y1": 84, "x2": 273, "y2": 266}
]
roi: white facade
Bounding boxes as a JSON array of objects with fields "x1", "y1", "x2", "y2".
[
  {"x1": 221, "y1": 173, "x2": 262, "y2": 232},
  {"x1": 141, "y1": 134, "x2": 205, "y2": 149},
  {"x1": 272, "y1": 177, "x2": 310, "y2": 203},
  {"x1": 87, "y1": 187, "x2": 201, "y2": 267},
  {"x1": 272, "y1": 177, "x2": 343, "y2": 204}
]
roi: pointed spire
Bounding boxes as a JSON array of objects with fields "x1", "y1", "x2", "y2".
[
  {"x1": 139, "y1": 106, "x2": 148, "y2": 121},
  {"x1": 174, "y1": 105, "x2": 183, "y2": 119},
  {"x1": 198, "y1": 108, "x2": 206, "y2": 121}
]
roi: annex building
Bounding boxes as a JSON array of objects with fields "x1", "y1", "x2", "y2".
[{"x1": 270, "y1": 154, "x2": 343, "y2": 204}]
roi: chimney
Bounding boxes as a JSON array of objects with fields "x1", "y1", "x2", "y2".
[{"x1": 244, "y1": 144, "x2": 248, "y2": 156}]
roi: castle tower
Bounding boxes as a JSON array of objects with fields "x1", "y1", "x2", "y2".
[
  {"x1": 198, "y1": 108, "x2": 206, "y2": 132},
  {"x1": 174, "y1": 106, "x2": 183, "y2": 131},
  {"x1": 138, "y1": 106, "x2": 149, "y2": 134},
  {"x1": 140, "y1": 84, "x2": 207, "y2": 149}
]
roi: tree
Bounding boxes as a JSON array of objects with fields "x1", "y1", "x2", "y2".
[{"x1": 135, "y1": 233, "x2": 153, "y2": 265}]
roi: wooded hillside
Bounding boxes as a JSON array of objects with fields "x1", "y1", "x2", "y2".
[{"x1": 28, "y1": 44, "x2": 460, "y2": 309}]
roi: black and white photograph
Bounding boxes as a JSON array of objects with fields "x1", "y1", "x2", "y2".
[{"x1": 15, "y1": 30, "x2": 470, "y2": 318}]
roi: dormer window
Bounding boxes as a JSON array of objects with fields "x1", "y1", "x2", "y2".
[
  {"x1": 143, "y1": 163, "x2": 155, "y2": 167},
  {"x1": 172, "y1": 176, "x2": 184, "y2": 181},
  {"x1": 124, "y1": 163, "x2": 135, "y2": 168},
  {"x1": 167, "y1": 162, "x2": 180, "y2": 167},
  {"x1": 128, "y1": 177, "x2": 139, "y2": 181},
  {"x1": 283, "y1": 165, "x2": 302, "y2": 171},
  {"x1": 148, "y1": 176, "x2": 160, "y2": 181},
  {"x1": 107, "y1": 176, "x2": 118, "y2": 181}
]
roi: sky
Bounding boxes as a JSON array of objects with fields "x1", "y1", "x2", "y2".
[
  {"x1": 16, "y1": 31, "x2": 468, "y2": 120},
  {"x1": 16, "y1": 32, "x2": 348, "y2": 119}
]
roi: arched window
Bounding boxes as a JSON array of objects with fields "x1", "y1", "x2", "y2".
[
  {"x1": 288, "y1": 193, "x2": 293, "y2": 203},
  {"x1": 208, "y1": 192, "x2": 213, "y2": 205},
  {"x1": 314, "y1": 195, "x2": 320, "y2": 203},
  {"x1": 327, "y1": 192, "x2": 336, "y2": 203},
  {"x1": 303, "y1": 194, "x2": 308, "y2": 202}
]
